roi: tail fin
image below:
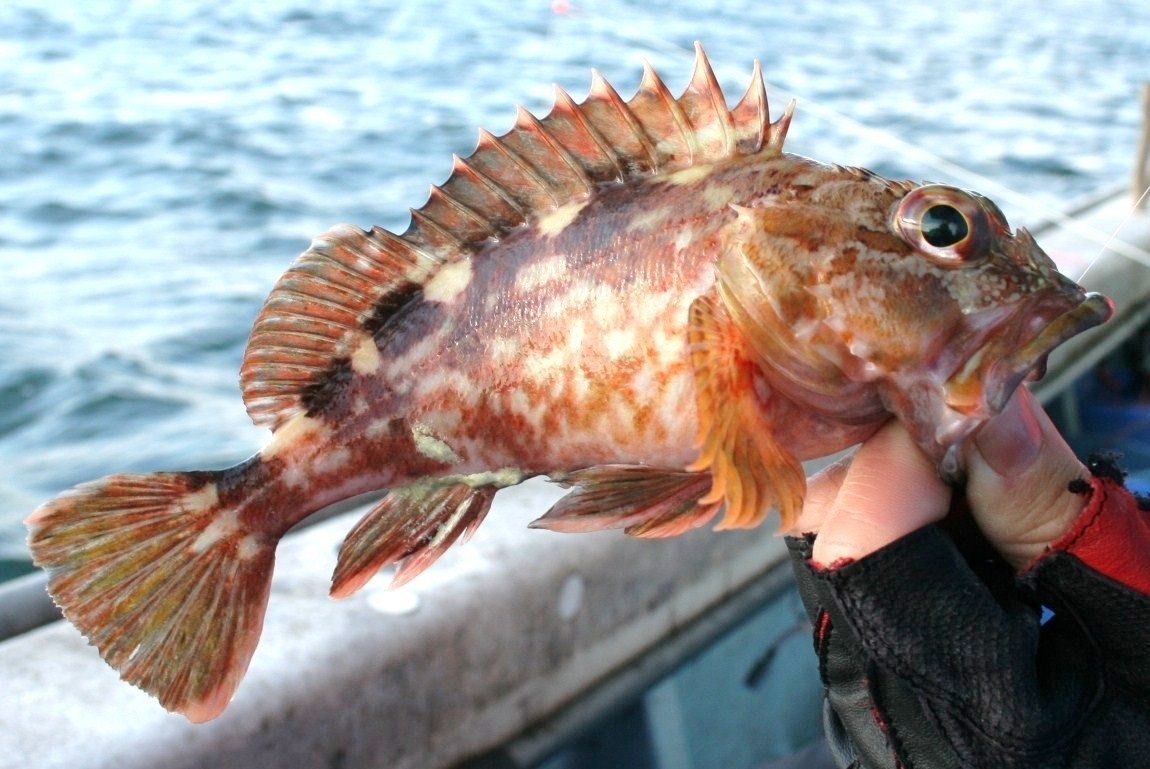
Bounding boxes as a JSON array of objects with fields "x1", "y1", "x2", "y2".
[{"x1": 25, "y1": 470, "x2": 276, "y2": 722}]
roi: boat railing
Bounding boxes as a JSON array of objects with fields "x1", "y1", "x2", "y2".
[{"x1": 3, "y1": 153, "x2": 1150, "y2": 769}]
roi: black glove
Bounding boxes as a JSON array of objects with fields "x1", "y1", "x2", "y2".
[{"x1": 786, "y1": 498, "x2": 1150, "y2": 769}]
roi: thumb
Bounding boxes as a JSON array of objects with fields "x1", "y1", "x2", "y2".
[
  {"x1": 964, "y1": 387, "x2": 1090, "y2": 569},
  {"x1": 812, "y1": 420, "x2": 951, "y2": 567}
]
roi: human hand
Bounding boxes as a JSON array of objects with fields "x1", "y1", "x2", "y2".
[
  {"x1": 963, "y1": 386, "x2": 1092, "y2": 568},
  {"x1": 784, "y1": 388, "x2": 1150, "y2": 769},
  {"x1": 789, "y1": 386, "x2": 1089, "y2": 570}
]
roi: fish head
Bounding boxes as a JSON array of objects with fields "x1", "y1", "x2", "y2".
[
  {"x1": 887, "y1": 183, "x2": 1113, "y2": 420},
  {"x1": 719, "y1": 166, "x2": 1112, "y2": 466}
]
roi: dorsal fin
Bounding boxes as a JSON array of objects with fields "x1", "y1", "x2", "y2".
[
  {"x1": 240, "y1": 44, "x2": 789, "y2": 430},
  {"x1": 240, "y1": 225, "x2": 437, "y2": 428}
]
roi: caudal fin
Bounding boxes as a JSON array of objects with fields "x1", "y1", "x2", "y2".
[{"x1": 25, "y1": 470, "x2": 276, "y2": 722}]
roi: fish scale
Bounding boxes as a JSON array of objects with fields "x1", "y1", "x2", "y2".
[{"x1": 25, "y1": 43, "x2": 1111, "y2": 722}]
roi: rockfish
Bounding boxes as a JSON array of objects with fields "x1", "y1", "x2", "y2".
[{"x1": 26, "y1": 45, "x2": 1112, "y2": 721}]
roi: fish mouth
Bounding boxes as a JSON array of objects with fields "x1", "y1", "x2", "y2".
[{"x1": 945, "y1": 292, "x2": 1114, "y2": 414}]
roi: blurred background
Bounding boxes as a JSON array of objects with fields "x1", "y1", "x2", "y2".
[{"x1": 2, "y1": 0, "x2": 1149, "y2": 569}]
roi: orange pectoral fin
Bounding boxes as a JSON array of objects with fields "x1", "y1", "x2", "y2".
[{"x1": 687, "y1": 290, "x2": 806, "y2": 530}]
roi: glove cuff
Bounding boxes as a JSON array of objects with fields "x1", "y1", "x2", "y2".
[{"x1": 1029, "y1": 476, "x2": 1150, "y2": 595}]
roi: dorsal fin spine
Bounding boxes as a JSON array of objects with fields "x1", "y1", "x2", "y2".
[
  {"x1": 588, "y1": 69, "x2": 659, "y2": 172},
  {"x1": 639, "y1": 60, "x2": 698, "y2": 164},
  {"x1": 551, "y1": 84, "x2": 625, "y2": 180},
  {"x1": 407, "y1": 208, "x2": 467, "y2": 253},
  {"x1": 476, "y1": 128, "x2": 559, "y2": 206},
  {"x1": 515, "y1": 106, "x2": 595, "y2": 197},
  {"x1": 444, "y1": 154, "x2": 527, "y2": 232},
  {"x1": 683, "y1": 43, "x2": 735, "y2": 157},
  {"x1": 768, "y1": 100, "x2": 795, "y2": 154},
  {"x1": 450, "y1": 153, "x2": 529, "y2": 219},
  {"x1": 732, "y1": 60, "x2": 769, "y2": 153},
  {"x1": 427, "y1": 185, "x2": 500, "y2": 239}
]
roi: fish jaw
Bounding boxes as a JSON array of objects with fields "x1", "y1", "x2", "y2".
[
  {"x1": 854, "y1": 186, "x2": 1115, "y2": 469},
  {"x1": 944, "y1": 291, "x2": 1113, "y2": 418},
  {"x1": 884, "y1": 288, "x2": 1113, "y2": 477}
]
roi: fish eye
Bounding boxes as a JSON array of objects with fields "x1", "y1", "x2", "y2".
[
  {"x1": 920, "y1": 204, "x2": 969, "y2": 247},
  {"x1": 892, "y1": 185, "x2": 994, "y2": 266}
]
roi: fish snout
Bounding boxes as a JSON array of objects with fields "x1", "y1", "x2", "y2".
[{"x1": 946, "y1": 291, "x2": 1113, "y2": 417}]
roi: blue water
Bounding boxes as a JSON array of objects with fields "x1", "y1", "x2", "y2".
[{"x1": 2, "y1": 0, "x2": 1149, "y2": 561}]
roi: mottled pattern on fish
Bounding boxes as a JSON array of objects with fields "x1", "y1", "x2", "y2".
[
  {"x1": 25, "y1": 44, "x2": 1112, "y2": 722},
  {"x1": 265, "y1": 158, "x2": 810, "y2": 477}
]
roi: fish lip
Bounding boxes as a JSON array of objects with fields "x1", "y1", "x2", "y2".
[{"x1": 946, "y1": 292, "x2": 1114, "y2": 414}]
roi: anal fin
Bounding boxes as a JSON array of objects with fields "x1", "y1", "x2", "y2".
[
  {"x1": 330, "y1": 482, "x2": 496, "y2": 597},
  {"x1": 531, "y1": 465, "x2": 719, "y2": 538},
  {"x1": 687, "y1": 290, "x2": 806, "y2": 530}
]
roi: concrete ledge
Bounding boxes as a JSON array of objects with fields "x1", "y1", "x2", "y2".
[{"x1": 0, "y1": 480, "x2": 788, "y2": 769}]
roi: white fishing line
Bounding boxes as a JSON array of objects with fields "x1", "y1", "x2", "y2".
[{"x1": 1076, "y1": 184, "x2": 1150, "y2": 284}]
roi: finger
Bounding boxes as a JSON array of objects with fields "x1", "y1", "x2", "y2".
[
  {"x1": 786, "y1": 452, "x2": 854, "y2": 537},
  {"x1": 813, "y1": 421, "x2": 951, "y2": 567},
  {"x1": 965, "y1": 387, "x2": 1090, "y2": 570}
]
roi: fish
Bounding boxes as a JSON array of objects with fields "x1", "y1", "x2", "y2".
[{"x1": 25, "y1": 43, "x2": 1113, "y2": 722}]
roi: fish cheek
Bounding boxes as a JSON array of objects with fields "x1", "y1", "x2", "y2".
[
  {"x1": 729, "y1": 203, "x2": 961, "y2": 375},
  {"x1": 830, "y1": 269, "x2": 960, "y2": 371},
  {"x1": 724, "y1": 215, "x2": 820, "y2": 325}
]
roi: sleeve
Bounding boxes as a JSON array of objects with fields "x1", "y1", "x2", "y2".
[
  {"x1": 1024, "y1": 476, "x2": 1150, "y2": 696},
  {"x1": 1031, "y1": 476, "x2": 1150, "y2": 594}
]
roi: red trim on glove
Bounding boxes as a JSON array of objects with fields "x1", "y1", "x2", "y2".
[
  {"x1": 1038, "y1": 477, "x2": 1150, "y2": 595},
  {"x1": 810, "y1": 555, "x2": 857, "y2": 572}
]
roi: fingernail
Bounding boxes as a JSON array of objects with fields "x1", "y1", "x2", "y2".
[{"x1": 973, "y1": 389, "x2": 1043, "y2": 478}]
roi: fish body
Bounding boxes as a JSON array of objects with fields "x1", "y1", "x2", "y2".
[
  {"x1": 26, "y1": 45, "x2": 1112, "y2": 722},
  {"x1": 253, "y1": 152, "x2": 867, "y2": 503}
]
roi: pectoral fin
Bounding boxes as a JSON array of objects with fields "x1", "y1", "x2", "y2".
[{"x1": 687, "y1": 290, "x2": 805, "y2": 530}]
